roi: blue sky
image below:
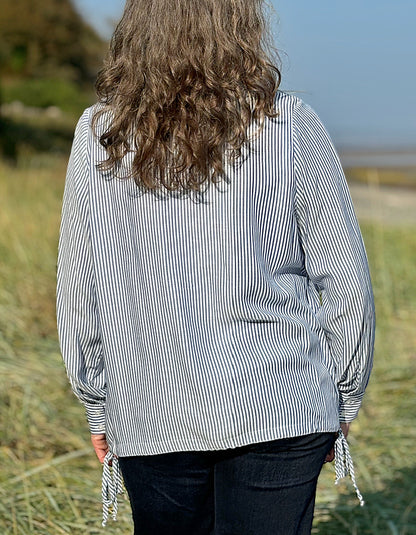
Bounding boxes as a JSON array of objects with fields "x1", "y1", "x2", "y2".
[{"x1": 74, "y1": 0, "x2": 416, "y2": 149}]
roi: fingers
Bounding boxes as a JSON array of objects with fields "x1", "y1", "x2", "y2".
[
  {"x1": 91, "y1": 433, "x2": 109, "y2": 464},
  {"x1": 96, "y1": 448, "x2": 109, "y2": 464},
  {"x1": 324, "y1": 423, "x2": 351, "y2": 464},
  {"x1": 324, "y1": 447, "x2": 335, "y2": 463}
]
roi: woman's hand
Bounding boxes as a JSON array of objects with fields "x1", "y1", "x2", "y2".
[
  {"x1": 324, "y1": 422, "x2": 350, "y2": 463},
  {"x1": 91, "y1": 433, "x2": 109, "y2": 464}
]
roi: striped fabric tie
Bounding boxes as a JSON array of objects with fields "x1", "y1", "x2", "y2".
[
  {"x1": 334, "y1": 428, "x2": 365, "y2": 507},
  {"x1": 102, "y1": 451, "x2": 124, "y2": 526}
]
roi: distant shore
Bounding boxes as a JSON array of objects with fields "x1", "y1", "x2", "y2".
[{"x1": 340, "y1": 149, "x2": 416, "y2": 169}]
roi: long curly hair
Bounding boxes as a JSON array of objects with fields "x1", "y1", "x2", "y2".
[{"x1": 93, "y1": 0, "x2": 281, "y2": 191}]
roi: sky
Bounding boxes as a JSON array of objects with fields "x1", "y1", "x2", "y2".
[{"x1": 73, "y1": 0, "x2": 416, "y2": 150}]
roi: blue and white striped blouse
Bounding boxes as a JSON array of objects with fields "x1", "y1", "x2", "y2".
[{"x1": 57, "y1": 91, "x2": 375, "y2": 522}]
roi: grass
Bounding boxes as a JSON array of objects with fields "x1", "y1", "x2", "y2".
[{"x1": 0, "y1": 157, "x2": 415, "y2": 534}]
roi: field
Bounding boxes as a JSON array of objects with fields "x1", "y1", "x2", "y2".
[{"x1": 0, "y1": 156, "x2": 415, "y2": 534}]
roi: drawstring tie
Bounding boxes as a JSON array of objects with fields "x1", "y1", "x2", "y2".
[
  {"x1": 334, "y1": 428, "x2": 365, "y2": 506},
  {"x1": 102, "y1": 451, "x2": 124, "y2": 527}
]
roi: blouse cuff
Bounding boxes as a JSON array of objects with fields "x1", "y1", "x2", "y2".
[
  {"x1": 85, "y1": 403, "x2": 106, "y2": 434},
  {"x1": 338, "y1": 395, "x2": 364, "y2": 423}
]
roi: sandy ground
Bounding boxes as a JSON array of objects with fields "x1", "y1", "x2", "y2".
[{"x1": 348, "y1": 181, "x2": 416, "y2": 226}]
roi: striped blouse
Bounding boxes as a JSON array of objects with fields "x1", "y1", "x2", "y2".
[{"x1": 57, "y1": 91, "x2": 375, "y2": 523}]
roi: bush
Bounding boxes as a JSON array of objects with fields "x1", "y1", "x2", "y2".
[{"x1": 2, "y1": 78, "x2": 94, "y2": 115}]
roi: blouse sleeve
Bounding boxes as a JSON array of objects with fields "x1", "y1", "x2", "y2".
[
  {"x1": 56, "y1": 108, "x2": 106, "y2": 434},
  {"x1": 292, "y1": 99, "x2": 375, "y2": 422}
]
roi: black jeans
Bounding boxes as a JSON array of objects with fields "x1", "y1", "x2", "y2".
[{"x1": 118, "y1": 432, "x2": 336, "y2": 535}]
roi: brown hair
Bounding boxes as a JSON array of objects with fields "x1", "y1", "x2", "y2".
[{"x1": 93, "y1": 0, "x2": 281, "y2": 191}]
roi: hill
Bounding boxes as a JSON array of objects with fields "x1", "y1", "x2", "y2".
[{"x1": 0, "y1": 0, "x2": 105, "y2": 84}]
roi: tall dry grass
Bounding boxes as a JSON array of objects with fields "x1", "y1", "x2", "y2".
[{"x1": 0, "y1": 158, "x2": 415, "y2": 534}]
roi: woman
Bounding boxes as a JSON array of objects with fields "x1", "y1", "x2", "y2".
[{"x1": 57, "y1": 0, "x2": 375, "y2": 533}]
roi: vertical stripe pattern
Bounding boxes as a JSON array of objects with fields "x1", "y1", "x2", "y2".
[{"x1": 57, "y1": 92, "x2": 375, "y2": 459}]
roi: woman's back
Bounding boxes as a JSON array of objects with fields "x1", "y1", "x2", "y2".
[{"x1": 58, "y1": 91, "x2": 372, "y2": 458}]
